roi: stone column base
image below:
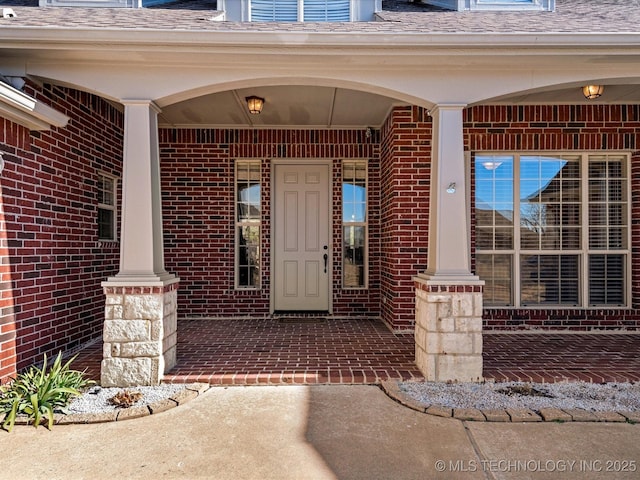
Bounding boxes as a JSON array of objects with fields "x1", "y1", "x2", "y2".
[
  {"x1": 101, "y1": 278, "x2": 179, "y2": 387},
  {"x1": 414, "y1": 276, "x2": 484, "y2": 382}
]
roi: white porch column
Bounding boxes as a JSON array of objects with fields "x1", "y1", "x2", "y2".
[
  {"x1": 425, "y1": 104, "x2": 477, "y2": 281},
  {"x1": 414, "y1": 104, "x2": 484, "y2": 382},
  {"x1": 115, "y1": 101, "x2": 173, "y2": 282},
  {"x1": 101, "y1": 100, "x2": 179, "y2": 387}
]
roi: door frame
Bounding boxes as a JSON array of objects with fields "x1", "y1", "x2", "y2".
[{"x1": 270, "y1": 159, "x2": 333, "y2": 314}]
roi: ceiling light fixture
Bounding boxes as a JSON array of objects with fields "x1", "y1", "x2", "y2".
[
  {"x1": 246, "y1": 96, "x2": 264, "y2": 115},
  {"x1": 482, "y1": 161, "x2": 503, "y2": 171},
  {"x1": 582, "y1": 85, "x2": 604, "y2": 100}
]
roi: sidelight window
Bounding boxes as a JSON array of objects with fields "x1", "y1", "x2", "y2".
[
  {"x1": 235, "y1": 161, "x2": 261, "y2": 288},
  {"x1": 342, "y1": 161, "x2": 368, "y2": 288}
]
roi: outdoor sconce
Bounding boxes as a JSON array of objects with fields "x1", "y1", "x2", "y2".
[
  {"x1": 582, "y1": 85, "x2": 604, "y2": 100},
  {"x1": 246, "y1": 96, "x2": 264, "y2": 115},
  {"x1": 446, "y1": 182, "x2": 456, "y2": 194}
]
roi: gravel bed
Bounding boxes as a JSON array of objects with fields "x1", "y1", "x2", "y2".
[
  {"x1": 64, "y1": 381, "x2": 640, "y2": 416},
  {"x1": 399, "y1": 381, "x2": 640, "y2": 412},
  {"x1": 66, "y1": 384, "x2": 188, "y2": 414}
]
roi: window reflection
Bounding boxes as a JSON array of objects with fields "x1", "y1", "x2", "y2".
[
  {"x1": 237, "y1": 163, "x2": 261, "y2": 221},
  {"x1": 342, "y1": 162, "x2": 367, "y2": 288},
  {"x1": 519, "y1": 156, "x2": 581, "y2": 251},
  {"x1": 236, "y1": 161, "x2": 261, "y2": 288},
  {"x1": 475, "y1": 156, "x2": 514, "y2": 250}
]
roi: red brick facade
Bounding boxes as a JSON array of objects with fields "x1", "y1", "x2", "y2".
[
  {"x1": 379, "y1": 107, "x2": 431, "y2": 330},
  {"x1": 2, "y1": 84, "x2": 640, "y2": 382},
  {"x1": 158, "y1": 120, "x2": 434, "y2": 332},
  {"x1": 0, "y1": 83, "x2": 122, "y2": 381},
  {"x1": 159, "y1": 129, "x2": 385, "y2": 322}
]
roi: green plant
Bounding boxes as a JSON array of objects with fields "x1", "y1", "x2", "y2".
[{"x1": 0, "y1": 352, "x2": 94, "y2": 432}]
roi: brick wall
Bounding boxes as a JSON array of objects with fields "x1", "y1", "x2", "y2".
[
  {"x1": 0, "y1": 83, "x2": 122, "y2": 381},
  {"x1": 159, "y1": 129, "x2": 381, "y2": 319},
  {"x1": 379, "y1": 107, "x2": 431, "y2": 331},
  {"x1": 5, "y1": 96, "x2": 637, "y2": 384},
  {"x1": 466, "y1": 105, "x2": 640, "y2": 330}
]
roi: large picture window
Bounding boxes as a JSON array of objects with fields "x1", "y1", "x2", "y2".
[
  {"x1": 235, "y1": 161, "x2": 261, "y2": 289},
  {"x1": 475, "y1": 153, "x2": 629, "y2": 307},
  {"x1": 342, "y1": 161, "x2": 367, "y2": 288}
]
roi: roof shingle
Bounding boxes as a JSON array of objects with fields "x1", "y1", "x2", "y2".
[{"x1": 0, "y1": 0, "x2": 638, "y2": 33}]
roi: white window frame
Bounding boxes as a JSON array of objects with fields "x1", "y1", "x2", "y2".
[
  {"x1": 474, "y1": 151, "x2": 631, "y2": 308},
  {"x1": 235, "y1": 160, "x2": 262, "y2": 290},
  {"x1": 424, "y1": 0, "x2": 553, "y2": 12},
  {"x1": 471, "y1": 0, "x2": 551, "y2": 10},
  {"x1": 97, "y1": 172, "x2": 117, "y2": 242},
  {"x1": 342, "y1": 160, "x2": 368, "y2": 289}
]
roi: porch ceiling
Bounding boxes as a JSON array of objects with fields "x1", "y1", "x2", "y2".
[
  {"x1": 156, "y1": 81, "x2": 640, "y2": 129},
  {"x1": 157, "y1": 85, "x2": 404, "y2": 129},
  {"x1": 483, "y1": 81, "x2": 640, "y2": 106}
]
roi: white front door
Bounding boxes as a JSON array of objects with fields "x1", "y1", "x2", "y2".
[{"x1": 273, "y1": 162, "x2": 330, "y2": 311}]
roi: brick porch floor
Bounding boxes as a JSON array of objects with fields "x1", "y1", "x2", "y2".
[{"x1": 72, "y1": 318, "x2": 640, "y2": 385}]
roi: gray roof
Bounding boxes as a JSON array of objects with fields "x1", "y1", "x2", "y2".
[{"x1": 0, "y1": 0, "x2": 639, "y2": 33}]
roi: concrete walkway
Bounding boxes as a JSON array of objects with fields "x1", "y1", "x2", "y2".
[{"x1": 1, "y1": 385, "x2": 639, "y2": 479}]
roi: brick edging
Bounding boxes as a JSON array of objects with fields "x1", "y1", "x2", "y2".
[
  {"x1": 3, "y1": 383, "x2": 210, "y2": 428},
  {"x1": 379, "y1": 381, "x2": 640, "y2": 424}
]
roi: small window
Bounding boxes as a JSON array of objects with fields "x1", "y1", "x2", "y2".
[
  {"x1": 422, "y1": 0, "x2": 554, "y2": 11},
  {"x1": 470, "y1": 0, "x2": 553, "y2": 11},
  {"x1": 235, "y1": 161, "x2": 261, "y2": 289},
  {"x1": 342, "y1": 161, "x2": 367, "y2": 288},
  {"x1": 250, "y1": 0, "x2": 351, "y2": 22},
  {"x1": 97, "y1": 173, "x2": 117, "y2": 241}
]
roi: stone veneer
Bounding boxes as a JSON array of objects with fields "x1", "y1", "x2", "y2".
[
  {"x1": 414, "y1": 278, "x2": 483, "y2": 382},
  {"x1": 101, "y1": 281, "x2": 179, "y2": 387}
]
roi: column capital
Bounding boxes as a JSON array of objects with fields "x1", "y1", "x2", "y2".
[
  {"x1": 415, "y1": 273, "x2": 483, "y2": 287},
  {"x1": 429, "y1": 103, "x2": 467, "y2": 113},
  {"x1": 121, "y1": 99, "x2": 162, "y2": 114},
  {"x1": 103, "y1": 273, "x2": 179, "y2": 288}
]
